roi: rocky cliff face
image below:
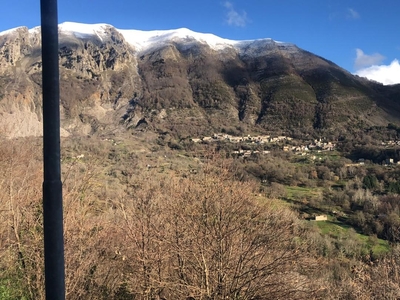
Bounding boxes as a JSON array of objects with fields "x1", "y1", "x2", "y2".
[
  {"x1": 0, "y1": 25, "x2": 143, "y2": 137},
  {"x1": 0, "y1": 23, "x2": 399, "y2": 138}
]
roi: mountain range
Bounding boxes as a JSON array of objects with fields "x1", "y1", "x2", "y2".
[{"x1": 0, "y1": 22, "x2": 399, "y2": 138}]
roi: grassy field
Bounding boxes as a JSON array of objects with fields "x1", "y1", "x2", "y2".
[
  {"x1": 315, "y1": 219, "x2": 390, "y2": 258},
  {"x1": 285, "y1": 185, "x2": 322, "y2": 200},
  {"x1": 284, "y1": 183, "x2": 390, "y2": 258}
]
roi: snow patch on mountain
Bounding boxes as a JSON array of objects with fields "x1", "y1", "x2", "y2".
[
  {"x1": 118, "y1": 27, "x2": 240, "y2": 51},
  {"x1": 58, "y1": 22, "x2": 112, "y2": 42},
  {"x1": 0, "y1": 26, "x2": 27, "y2": 36}
]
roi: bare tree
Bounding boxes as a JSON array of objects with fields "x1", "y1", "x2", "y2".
[
  {"x1": 163, "y1": 165, "x2": 315, "y2": 299},
  {"x1": 115, "y1": 160, "x2": 317, "y2": 299},
  {"x1": 0, "y1": 138, "x2": 45, "y2": 299}
]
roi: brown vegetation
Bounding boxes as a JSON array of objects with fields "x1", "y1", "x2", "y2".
[{"x1": 1, "y1": 136, "x2": 400, "y2": 299}]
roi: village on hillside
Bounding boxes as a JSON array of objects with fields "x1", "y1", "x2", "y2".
[{"x1": 190, "y1": 133, "x2": 336, "y2": 158}]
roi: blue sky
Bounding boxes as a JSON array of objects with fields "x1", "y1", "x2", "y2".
[{"x1": 1, "y1": 0, "x2": 399, "y2": 84}]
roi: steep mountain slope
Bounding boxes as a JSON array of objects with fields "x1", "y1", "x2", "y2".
[{"x1": 0, "y1": 22, "x2": 399, "y2": 138}]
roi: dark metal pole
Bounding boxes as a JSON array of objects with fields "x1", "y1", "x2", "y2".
[{"x1": 40, "y1": 0, "x2": 65, "y2": 299}]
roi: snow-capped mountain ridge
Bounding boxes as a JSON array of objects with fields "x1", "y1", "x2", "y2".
[
  {"x1": 1, "y1": 22, "x2": 293, "y2": 53},
  {"x1": 58, "y1": 22, "x2": 293, "y2": 52}
]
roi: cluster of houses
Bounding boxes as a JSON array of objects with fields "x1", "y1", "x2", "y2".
[
  {"x1": 283, "y1": 140, "x2": 336, "y2": 153},
  {"x1": 191, "y1": 133, "x2": 292, "y2": 144},
  {"x1": 191, "y1": 134, "x2": 400, "y2": 166},
  {"x1": 191, "y1": 134, "x2": 337, "y2": 157},
  {"x1": 232, "y1": 149, "x2": 270, "y2": 157},
  {"x1": 381, "y1": 140, "x2": 400, "y2": 146}
]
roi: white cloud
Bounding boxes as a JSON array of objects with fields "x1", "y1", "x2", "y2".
[
  {"x1": 354, "y1": 48, "x2": 385, "y2": 69},
  {"x1": 347, "y1": 8, "x2": 360, "y2": 19},
  {"x1": 329, "y1": 8, "x2": 360, "y2": 21},
  {"x1": 354, "y1": 59, "x2": 400, "y2": 85},
  {"x1": 224, "y1": 1, "x2": 248, "y2": 27}
]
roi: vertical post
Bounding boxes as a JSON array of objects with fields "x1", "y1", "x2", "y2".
[{"x1": 40, "y1": 0, "x2": 65, "y2": 299}]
